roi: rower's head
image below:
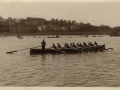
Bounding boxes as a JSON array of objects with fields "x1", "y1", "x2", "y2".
[
  {"x1": 94, "y1": 41, "x2": 97, "y2": 45},
  {"x1": 43, "y1": 39, "x2": 45, "y2": 42}
]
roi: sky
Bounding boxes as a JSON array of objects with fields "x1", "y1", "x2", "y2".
[{"x1": 0, "y1": 0, "x2": 120, "y2": 27}]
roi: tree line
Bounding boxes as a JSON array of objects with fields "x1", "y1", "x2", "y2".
[{"x1": 0, "y1": 18, "x2": 120, "y2": 35}]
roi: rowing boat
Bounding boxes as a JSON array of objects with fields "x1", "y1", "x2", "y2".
[
  {"x1": 48, "y1": 35, "x2": 59, "y2": 38},
  {"x1": 30, "y1": 44, "x2": 105, "y2": 55}
]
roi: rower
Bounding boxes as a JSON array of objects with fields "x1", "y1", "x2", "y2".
[
  {"x1": 79, "y1": 43, "x2": 82, "y2": 47},
  {"x1": 82, "y1": 42, "x2": 85, "y2": 48},
  {"x1": 76, "y1": 43, "x2": 79, "y2": 47},
  {"x1": 57, "y1": 43, "x2": 61, "y2": 48},
  {"x1": 66, "y1": 43, "x2": 70, "y2": 48},
  {"x1": 64, "y1": 43, "x2": 70, "y2": 48},
  {"x1": 41, "y1": 39, "x2": 46, "y2": 50},
  {"x1": 90, "y1": 42, "x2": 94, "y2": 46},
  {"x1": 88, "y1": 42, "x2": 91, "y2": 47},
  {"x1": 94, "y1": 41, "x2": 98, "y2": 45},
  {"x1": 64, "y1": 43, "x2": 67, "y2": 48},
  {"x1": 83, "y1": 42, "x2": 87, "y2": 47},
  {"x1": 52, "y1": 43, "x2": 57, "y2": 49},
  {"x1": 70, "y1": 43, "x2": 73, "y2": 47},
  {"x1": 73, "y1": 43, "x2": 76, "y2": 48},
  {"x1": 76, "y1": 43, "x2": 81, "y2": 49}
]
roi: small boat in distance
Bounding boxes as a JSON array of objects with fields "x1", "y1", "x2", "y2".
[
  {"x1": 84, "y1": 35, "x2": 89, "y2": 37},
  {"x1": 17, "y1": 35, "x2": 23, "y2": 39},
  {"x1": 48, "y1": 35, "x2": 59, "y2": 38},
  {"x1": 93, "y1": 35, "x2": 96, "y2": 37},
  {"x1": 110, "y1": 32, "x2": 120, "y2": 36},
  {"x1": 98, "y1": 35, "x2": 102, "y2": 37}
]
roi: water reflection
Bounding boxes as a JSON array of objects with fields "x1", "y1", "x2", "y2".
[
  {"x1": 41, "y1": 54, "x2": 46, "y2": 67},
  {"x1": 42, "y1": 54, "x2": 46, "y2": 60}
]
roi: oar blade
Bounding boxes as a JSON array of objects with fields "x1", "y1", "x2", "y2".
[
  {"x1": 6, "y1": 51, "x2": 17, "y2": 54},
  {"x1": 105, "y1": 49, "x2": 108, "y2": 50},
  {"x1": 6, "y1": 52, "x2": 13, "y2": 54},
  {"x1": 6, "y1": 46, "x2": 42, "y2": 54}
]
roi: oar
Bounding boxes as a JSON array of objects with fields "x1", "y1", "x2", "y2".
[
  {"x1": 77, "y1": 46, "x2": 98, "y2": 51},
  {"x1": 69, "y1": 47, "x2": 79, "y2": 50},
  {"x1": 6, "y1": 46, "x2": 42, "y2": 54},
  {"x1": 105, "y1": 49, "x2": 108, "y2": 50},
  {"x1": 75, "y1": 46, "x2": 90, "y2": 51},
  {"x1": 108, "y1": 48, "x2": 113, "y2": 50},
  {"x1": 53, "y1": 48, "x2": 66, "y2": 54},
  {"x1": 105, "y1": 48, "x2": 113, "y2": 51},
  {"x1": 50, "y1": 47, "x2": 66, "y2": 54}
]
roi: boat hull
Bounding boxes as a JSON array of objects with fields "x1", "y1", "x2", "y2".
[
  {"x1": 30, "y1": 45, "x2": 105, "y2": 55},
  {"x1": 30, "y1": 48, "x2": 82, "y2": 55}
]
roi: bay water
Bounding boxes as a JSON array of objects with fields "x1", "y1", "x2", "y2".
[{"x1": 0, "y1": 35, "x2": 120, "y2": 86}]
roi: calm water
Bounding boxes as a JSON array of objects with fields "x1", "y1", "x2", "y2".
[{"x1": 0, "y1": 35, "x2": 120, "y2": 86}]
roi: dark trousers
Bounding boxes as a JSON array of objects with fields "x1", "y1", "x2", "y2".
[{"x1": 42, "y1": 46, "x2": 45, "y2": 50}]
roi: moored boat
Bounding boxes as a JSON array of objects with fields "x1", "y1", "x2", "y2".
[
  {"x1": 48, "y1": 35, "x2": 59, "y2": 38},
  {"x1": 17, "y1": 35, "x2": 23, "y2": 39}
]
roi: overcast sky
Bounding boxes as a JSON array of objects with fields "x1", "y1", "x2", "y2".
[{"x1": 0, "y1": 1, "x2": 120, "y2": 27}]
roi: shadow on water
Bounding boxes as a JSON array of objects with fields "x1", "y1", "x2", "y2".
[
  {"x1": 42, "y1": 54, "x2": 46, "y2": 60},
  {"x1": 38, "y1": 54, "x2": 46, "y2": 67}
]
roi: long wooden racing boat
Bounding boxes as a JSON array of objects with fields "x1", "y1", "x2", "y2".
[{"x1": 30, "y1": 44, "x2": 105, "y2": 55}]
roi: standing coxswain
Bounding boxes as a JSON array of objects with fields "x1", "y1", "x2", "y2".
[{"x1": 41, "y1": 39, "x2": 46, "y2": 50}]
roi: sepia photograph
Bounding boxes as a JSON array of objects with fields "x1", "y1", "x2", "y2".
[{"x1": 0, "y1": 0, "x2": 120, "y2": 89}]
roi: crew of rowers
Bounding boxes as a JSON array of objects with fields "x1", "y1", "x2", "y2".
[{"x1": 51, "y1": 41, "x2": 98, "y2": 49}]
